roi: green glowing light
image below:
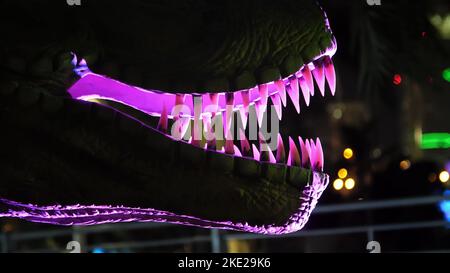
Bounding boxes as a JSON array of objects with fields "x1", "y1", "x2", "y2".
[
  {"x1": 421, "y1": 133, "x2": 450, "y2": 149},
  {"x1": 443, "y1": 68, "x2": 450, "y2": 83}
]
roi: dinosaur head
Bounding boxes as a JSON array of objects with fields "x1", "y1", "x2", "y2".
[{"x1": 0, "y1": 0, "x2": 335, "y2": 234}]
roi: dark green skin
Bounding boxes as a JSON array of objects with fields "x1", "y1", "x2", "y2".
[{"x1": 0, "y1": 0, "x2": 332, "y2": 230}]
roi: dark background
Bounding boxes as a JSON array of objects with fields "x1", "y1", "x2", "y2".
[{"x1": 0, "y1": 0, "x2": 449, "y2": 253}]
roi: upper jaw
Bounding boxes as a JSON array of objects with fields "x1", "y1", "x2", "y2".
[{"x1": 68, "y1": 42, "x2": 336, "y2": 175}]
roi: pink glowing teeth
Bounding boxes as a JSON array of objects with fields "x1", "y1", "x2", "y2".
[
  {"x1": 302, "y1": 65, "x2": 315, "y2": 96},
  {"x1": 324, "y1": 56, "x2": 336, "y2": 96},
  {"x1": 276, "y1": 134, "x2": 286, "y2": 163},
  {"x1": 271, "y1": 93, "x2": 282, "y2": 120},
  {"x1": 239, "y1": 129, "x2": 251, "y2": 156},
  {"x1": 309, "y1": 139, "x2": 317, "y2": 170},
  {"x1": 240, "y1": 90, "x2": 250, "y2": 113},
  {"x1": 298, "y1": 76, "x2": 310, "y2": 106},
  {"x1": 315, "y1": 138, "x2": 324, "y2": 171},
  {"x1": 287, "y1": 78, "x2": 300, "y2": 113},
  {"x1": 258, "y1": 84, "x2": 268, "y2": 105},
  {"x1": 288, "y1": 137, "x2": 301, "y2": 167},
  {"x1": 254, "y1": 100, "x2": 266, "y2": 127},
  {"x1": 299, "y1": 137, "x2": 310, "y2": 168},
  {"x1": 312, "y1": 60, "x2": 326, "y2": 97},
  {"x1": 275, "y1": 79, "x2": 287, "y2": 106},
  {"x1": 68, "y1": 53, "x2": 335, "y2": 174},
  {"x1": 252, "y1": 144, "x2": 260, "y2": 161},
  {"x1": 157, "y1": 103, "x2": 168, "y2": 133}
]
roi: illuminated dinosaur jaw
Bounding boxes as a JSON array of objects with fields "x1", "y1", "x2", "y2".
[
  {"x1": 68, "y1": 49, "x2": 336, "y2": 174},
  {"x1": 0, "y1": 45, "x2": 336, "y2": 235},
  {"x1": 0, "y1": 0, "x2": 337, "y2": 234}
]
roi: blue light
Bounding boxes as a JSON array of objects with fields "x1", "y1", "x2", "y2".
[
  {"x1": 439, "y1": 190, "x2": 450, "y2": 223},
  {"x1": 92, "y1": 248, "x2": 105, "y2": 254}
]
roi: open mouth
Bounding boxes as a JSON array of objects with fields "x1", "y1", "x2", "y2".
[
  {"x1": 68, "y1": 48, "x2": 336, "y2": 175},
  {"x1": 0, "y1": 1, "x2": 336, "y2": 235},
  {"x1": 0, "y1": 44, "x2": 336, "y2": 235},
  {"x1": 14, "y1": 46, "x2": 334, "y2": 234}
]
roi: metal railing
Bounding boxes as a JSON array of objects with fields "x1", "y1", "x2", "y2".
[{"x1": 1, "y1": 195, "x2": 448, "y2": 253}]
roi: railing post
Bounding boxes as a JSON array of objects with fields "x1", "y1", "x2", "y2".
[
  {"x1": 210, "y1": 229, "x2": 221, "y2": 253},
  {"x1": 1, "y1": 233, "x2": 9, "y2": 253},
  {"x1": 367, "y1": 227, "x2": 374, "y2": 242},
  {"x1": 71, "y1": 226, "x2": 86, "y2": 253}
]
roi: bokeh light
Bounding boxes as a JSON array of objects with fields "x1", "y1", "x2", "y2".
[
  {"x1": 439, "y1": 171, "x2": 449, "y2": 183},
  {"x1": 343, "y1": 148, "x2": 354, "y2": 159},
  {"x1": 393, "y1": 74, "x2": 402, "y2": 85},
  {"x1": 333, "y1": 179, "x2": 344, "y2": 191},
  {"x1": 443, "y1": 68, "x2": 450, "y2": 83},
  {"x1": 344, "y1": 178, "x2": 356, "y2": 190},
  {"x1": 338, "y1": 168, "x2": 348, "y2": 179},
  {"x1": 399, "y1": 160, "x2": 411, "y2": 170}
]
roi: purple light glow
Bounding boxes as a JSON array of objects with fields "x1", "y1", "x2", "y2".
[
  {"x1": 68, "y1": 48, "x2": 336, "y2": 120},
  {"x1": 7, "y1": 38, "x2": 336, "y2": 233},
  {"x1": 0, "y1": 172, "x2": 328, "y2": 234}
]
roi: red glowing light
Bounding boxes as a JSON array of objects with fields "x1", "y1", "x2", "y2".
[{"x1": 393, "y1": 74, "x2": 402, "y2": 85}]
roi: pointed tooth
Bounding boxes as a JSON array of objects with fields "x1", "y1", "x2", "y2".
[
  {"x1": 260, "y1": 143, "x2": 276, "y2": 163},
  {"x1": 305, "y1": 139, "x2": 312, "y2": 168},
  {"x1": 288, "y1": 137, "x2": 301, "y2": 166},
  {"x1": 226, "y1": 92, "x2": 234, "y2": 105},
  {"x1": 309, "y1": 139, "x2": 317, "y2": 170},
  {"x1": 254, "y1": 101, "x2": 265, "y2": 127},
  {"x1": 203, "y1": 116, "x2": 216, "y2": 150},
  {"x1": 276, "y1": 134, "x2": 286, "y2": 163},
  {"x1": 157, "y1": 103, "x2": 168, "y2": 133},
  {"x1": 316, "y1": 138, "x2": 324, "y2": 171},
  {"x1": 298, "y1": 77, "x2": 310, "y2": 106},
  {"x1": 180, "y1": 118, "x2": 191, "y2": 139},
  {"x1": 252, "y1": 144, "x2": 260, "y2": 161},
  {"x1": 275, "y1": 80, "x2": 287, "y2": 106},
  {"x1": 192, "y1": 95, "x2": 203, "y2": 146},
  {"x1": 175, "y1": 93, "x2": 186, "y2": 105},
  {"x1": 312, "y1": 60, "x2": 326, "y2": 97},
  {"x1": 324, "y1": 56, "x2": 336, "y2": 96},
  {"x1": 268, "y1": 146, "x2": 276, "y2": 164},
  {"x1": 302, "y1": 65, "x2": 315, "y2": 96},
  {"x1": 287, "y1": 78, "x2": 300, "y2": 113},
  {"x1": 238, "y1": 107, "x2": 248, "y2": 129},
  {"x1": 224, "y1": 93, "x2": 234, "y2": 139},
  {"x1": 241, "y1": 90, "x2": 250, "y2": 109},
  {"x1": 79, "y1": 58, "x2": 87, "y2": 66},
  {"x1": 225, "y1": 140, "x2": 234, "y2": 155},
  {"x1": 209, "y1": 93, "x2": 219, "y2": 112},
  {"x1": 240, "y1": 90, "x2": 250, "y2": 113},
  {"x1": 299, "y1": 137, "x2": 310, "y2": 168},
  {"x1": 203, "y1": 116, "x2": 212, "y2": 138},
  {"x1": 271, "y1": 93, "x2": 282, "y2": 120},
  {"x1": 258, "y1": 84, "x2": 268, "y2": 105},
  {"x1": 233, "y1": 145, "x2": 242, "y2": 157},
  {"x1": 239, "y1": 129, "x2": 251, "y2": 156}
]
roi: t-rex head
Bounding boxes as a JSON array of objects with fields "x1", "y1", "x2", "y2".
[{"x1": 0, "y1": 0, "x2": 336, "y2": 234}]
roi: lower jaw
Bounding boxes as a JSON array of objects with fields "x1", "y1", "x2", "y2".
[{"x1": 0, "y1": 172, "x2": 328, "y2": 234}]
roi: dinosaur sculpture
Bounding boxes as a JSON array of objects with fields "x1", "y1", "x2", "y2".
[{"x1": 0, "y1": 0, "x2": 336, "y2": 234}]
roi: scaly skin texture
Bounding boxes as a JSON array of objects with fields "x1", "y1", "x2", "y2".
[{"x1": 0, "y1": 0, "x2": 333, "y2": 234}]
